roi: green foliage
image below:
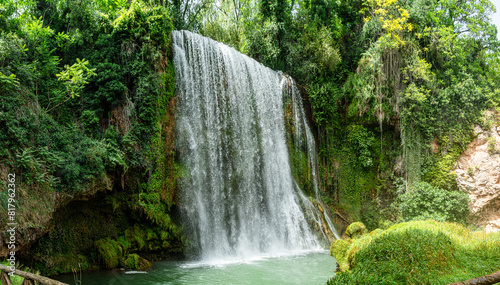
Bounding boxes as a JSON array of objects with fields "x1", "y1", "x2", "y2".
[
  {"x1": 488, "y1": 136, "x2": 497, "y2": 154},
  {"x1": 347, "y1": 124, "x2": 375, "y2": 168},
  {"x1": 123, "y1": 253, "x2": 153, "y2": 270},
  {"x1": 289, "y1": 146, "x2": 312, "y2": 195},
  {"x1": 93, "y1": 223, "x2": 179, "y2": 270},
  {"x1": 80, "y1": 110, "x2": 99, "y2": 133},
  {"x1": 0, "y1": 0, "x2": 183, "y2": 274},
  {"x1": 94, "y1": 238, "x2": 123, "y2": 269},
  {"x1": 55, "y1": 58, "x2": 96, "y2": 99},
  {"x1": 400, "y1": 182, "x2": 470, "y2": 223},
  {"x1": 188, "y1": 0, "x2": 500, "y2": 244},
  {"x1": 1, "y1": 260, "x2": 42, "y2": 285},
  {"x1": 307, "y1": 82, "x2": 342, "y2": 126},
  {"x1": 330, "y1": 239, "x2": 351, "y2": 271},
  {"x1": 0, "y1": 71, "x2": 19, "y2": 92},
  {"x1": 424, "y1": 141, "x2": 470, "y2": 191},
  {"x1": 345, "y1": 222, "x2": 367, "y2": 239},
  {"x1": 242, "y1": 19, "x2": 282, "y2": 69},
  {"x1": 328, "y1": 220, "x2": 500, "y2": 285}
]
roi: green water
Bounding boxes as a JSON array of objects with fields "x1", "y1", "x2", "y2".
[{"x1": 55, "y1": 251, "x2": 335, "y2": 285}]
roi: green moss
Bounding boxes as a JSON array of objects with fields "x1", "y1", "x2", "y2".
[
  {"x1": 160, "y1": 230, "x2": 172, "y2": 248},
  {"x1": 327, "y1": 220, "x2": 500, "y2": 284},
  {"x1": 424, "y1": 141, "x2": 470, "y2": 191},
  {"x1": 290, "y1": 146, "x2": 312, "y2": 194},
  {"x1": 345, "y1": 222, "x2": 367, "y2": 239},
  {"x1": 369, "y1": 228, "x2": 383, "y2": 236},
  {"x1": 283, "y1": 99, "x2": 314, "y2": 195},
  {"x1": 123, "y1": 253, "x2": 153, "y2": 270},
  {"x1": 146, "y1": 228, "x2": 158, "y2": 241},
  {"x1": 117, "y1": 236, "x2": 132, "y2": 252},
  {"x1": 329, "y1": 222, "x2": 373, "y2": 271},
  {"x1": 40, "y1": 254, "x2": 96, "y2": 275},
  {"x1": 125, "y1": 224, "x2": 147, "y2": 250},
  {"x1": 94, "y1": 238, "x2": 123, "y2": 269},
  {"x1": 330, "y1": 239, "x2": 351, "y2": 271}
]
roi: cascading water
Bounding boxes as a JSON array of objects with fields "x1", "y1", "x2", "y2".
[
  {"x1": 173, "y1": 30, "x2": 336, "y2": 262},
  {"x1": 282, "y1": 78, "x2": 341, "y2": 241}
]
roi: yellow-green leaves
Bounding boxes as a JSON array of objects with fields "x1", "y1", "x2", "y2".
[
  {"x1": 0, "y1": 71, "x2": 19, "y2": 92},
  {"x1": 56, "y1": 58, "x2": 97, "y2": 99},
  {"x1": 365, "y1": 0, "x2": 413, "y2": 48},
  {"x1": 404, "y1": 83, "x2": 429, "y2": 103}
]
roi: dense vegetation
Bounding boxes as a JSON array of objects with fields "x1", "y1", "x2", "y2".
[
  {"x1": 329, "y1": 221, "x2": 500, "y2": 284},
  {"x1": 0, "y1": 0, "x2": 182, "y2": 274},
  {"x1": 1, "y1": 0, "x2": 499, "y2": 281},
  {"x1": 171, "y1": 0, "x2": 500, "y2": 229}
]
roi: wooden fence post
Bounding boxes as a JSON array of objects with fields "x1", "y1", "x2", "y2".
[
  {"x1": 21, "y1": 278, "x2": 36, "y2": 285},
  {"x1": 1, "y1": 270, "x2": 13, "y2": 285},
  {"x1": 0, "y1": 265, "x2": 68, "y2": 285}
]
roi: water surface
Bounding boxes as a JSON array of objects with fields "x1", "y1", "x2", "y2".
[{"x1": 56, "y1": 251, "x2": 335, "y2": 285}]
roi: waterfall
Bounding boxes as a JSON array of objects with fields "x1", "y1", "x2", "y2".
[{"x1": 173, "y1": 30, "x2": 335, "y2": 261}]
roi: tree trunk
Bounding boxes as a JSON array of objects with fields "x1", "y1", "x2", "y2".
[{"x1": 448, "y1": 270, "x2": 500, "y2": 285}]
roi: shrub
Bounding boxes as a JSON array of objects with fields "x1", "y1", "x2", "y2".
[
  {"x1": 327, "y1": 220, "x2": 500, "y2": 285},
  {"x1": 399, "y1": 182, "x2": 469, "y2": 223}
]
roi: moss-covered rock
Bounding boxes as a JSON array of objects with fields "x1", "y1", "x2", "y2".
[
  {"x1": 93, "y1": 223, "x2": 180, "y2": 270},
  {"x1": 94, "y1": 238, "x2": 124, "y2": 269},
  {"x1": 327, "y1": 220, "x2": 500, "y2": 285},
  {"x1": 125, "y1": 224, "x2": 148, "y2": 251},
  {"x1": 123, "y1": 254, "x2": 153, "y2": 270},
  {"x1": 345, "y1": 222, "x2": 367, "y2": 239},
  {"x1": 330, "y1": 239, "x2": 351, "y2": 271}
]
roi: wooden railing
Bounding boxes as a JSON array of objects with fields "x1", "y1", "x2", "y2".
[{"x1": 0, "y1": 264, "x2": 68, "y2": 285}]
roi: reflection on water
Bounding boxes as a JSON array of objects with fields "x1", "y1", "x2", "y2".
[{"x1": 55, "y1": 251, "x2": 336, "y2": 285}]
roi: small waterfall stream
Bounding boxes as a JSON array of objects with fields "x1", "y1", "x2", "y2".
[{"x1": 172, "y1": 30, "x2": 337, "y2": 261}]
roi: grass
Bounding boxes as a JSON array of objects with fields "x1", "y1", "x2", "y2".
[{"x1": 328, "y1": 220, "x2": 500, "y2": 284}]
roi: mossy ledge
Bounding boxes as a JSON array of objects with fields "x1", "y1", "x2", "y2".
[{"x1": 329, "y1": 221, "x2": 500, "y2": 284}]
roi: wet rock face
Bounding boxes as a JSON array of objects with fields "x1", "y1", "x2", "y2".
[{"x1": 454, "y1": 124, "x2": 500, "y2": 233}]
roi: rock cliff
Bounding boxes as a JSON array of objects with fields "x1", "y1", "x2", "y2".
[{"x1": 453, "y1": 120, "x2": 500, "y2": 233}]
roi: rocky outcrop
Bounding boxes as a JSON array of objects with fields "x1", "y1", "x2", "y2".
[{"x1": 453, "y1": 123, "x2": 500, "y2": 233}]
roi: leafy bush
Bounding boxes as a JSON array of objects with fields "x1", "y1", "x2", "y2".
[
  {"x1": 399, "y1": 182, "x2": 469, "y2": 223},
  {"x1": 347, "y1": 124, "x2": 375, "y2": 168}
]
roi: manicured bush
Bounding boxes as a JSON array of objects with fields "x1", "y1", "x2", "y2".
[{"x1": 328, "y1": 220, "x2": 500, "y2": 284}]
